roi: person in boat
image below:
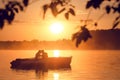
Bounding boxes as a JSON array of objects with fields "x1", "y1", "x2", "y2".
[
  {"x1": 35, "y1": 50, "x2": 42, "y2": 59},
  {"x1": 35, "y1": 50, "x2": 48, "y2": 59},
  {"x1": 42, "y1": 50, "x2": 48, "y2": 59}
]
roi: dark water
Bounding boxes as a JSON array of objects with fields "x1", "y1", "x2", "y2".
[{"x1": 0, "y1": 50, "x2": 120, "y2": 80}]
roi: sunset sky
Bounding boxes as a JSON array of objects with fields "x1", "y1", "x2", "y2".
[{"x1": 0, "y1": 0, "x2": 119, "y2": 41}]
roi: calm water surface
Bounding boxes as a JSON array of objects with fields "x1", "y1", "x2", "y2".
[{"x1": 0, "y1": 50, "x2": 120, "y2": 80}]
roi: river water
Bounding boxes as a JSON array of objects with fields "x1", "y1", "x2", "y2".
[{"x1": 0, "y1": 50, "x2": 120, "y2": 80}]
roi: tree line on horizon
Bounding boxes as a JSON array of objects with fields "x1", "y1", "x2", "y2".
[{"x1": 0, "y1": 29, "x2": 120, "y2": 50}]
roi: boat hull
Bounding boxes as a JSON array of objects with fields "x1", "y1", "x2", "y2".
[{"x1": 10, "y1": 57, "x2": 72, "y2": 70}]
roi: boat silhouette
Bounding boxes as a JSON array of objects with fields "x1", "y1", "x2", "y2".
[{"x1": 10, "y1": 57, "x2": 72, "y2": 70}]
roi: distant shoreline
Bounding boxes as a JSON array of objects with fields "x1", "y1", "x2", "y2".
[{"x1": 0, "y1": 29, "x2": 120, "y2": 50}]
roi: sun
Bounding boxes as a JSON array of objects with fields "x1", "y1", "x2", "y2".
[{"x1": 50, "y1": 22, "x2": 64, "y2": 34}]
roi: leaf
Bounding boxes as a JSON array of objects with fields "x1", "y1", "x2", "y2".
[
  {"x1": 6, "y1": 10, "x2": 15, "y2": 24},
  {"x1": 86, "y1": 0, "x2": 103, "y2": 9},
  {"x1": 115, "y1": 15, "x2": 120, "y2": 21},
  {"x1": 92, "y1": 0, "x2": 103, "y2": 9},
  {"x1": 0, "y1": 10, "x2": 4, "y2": 29},
  {"x1": 57, "y1": 0, "x2": 64, "y2": 6},
  {"x1": 65, "y1": 12, "x2": 69, "y2": 20},
  {"x1": 69, "y1": 8, "x2": 75, "y2": 16},
  {"x1": 72, "y1": 26, "x2": 92, "y2": 47},
  {"x1": 1, "y1": 9, "x2": 8, "y2": 20},
  {"x1": 118, "y1": 3, "x2": 120, "y2": 13},
  {"x1": 72, "y1": 32, "x2": 80, "y2": 41},
  {"x1": 50, "y1": 2, "x2": 58, "y2": 17},
  {"x1": 0, "y1": 19, "x2": 4, "y2": 29},
  {"x1": 42, "y1": 4, "x2": 49, "y2": 19},
  {"x1": 105, "y1": 5, "x2": 111, "y2": 14},
  {"x1": 58, "y1": 8, "x2": 65, "y2": 14},
  {"x1": 112, "y1": 7, "x2": 118, "y2": 13},
  {"x1": 116, "y1": 0, "x2": 120, "y2": 2},
  {"x1": 11, "y1": 2, "x2": 16, "y2": 8},
  {"x1": 51, "y1": 7, "x2": 58, "y2": 17},
  {"x1": 76, "y1": 36, "x2": 82, "y2": 47},
  {"x1": 23, "y1": 0, "x2": 29, "y2": 7},
  {"x1": 5, "y1": 4, "x2": 11, "y2": 11},
  {"x1": 17, "y1": 3, "x2": 24, "y2": 11},
  {"x1": 112, "y1": 21, "x2": 120, "y2": 29},
  {"x1": 70, "y1": 4, "x2": 75, "y2": 8},
  {"x1": 13, "y1": 8, "x2": 19, "y2": 13},
  {"x1": 43, "y1": 4, "x2": 49, "y2": 13},
  {"x1": 81, "y1": 27, "x2": 92, "y2": 38},
  {"x1": 86, "y1": 1, "x2": 92, "y2": 9}
]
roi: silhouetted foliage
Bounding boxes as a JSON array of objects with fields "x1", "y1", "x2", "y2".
[
  {"x1": 72, "y1": 25, "x2": 92, "y2": 47},
  {"x1": 85, "y1": 0, "x2": 120, "y2": 29},
  {"x1": 73, "y1": 0, "x2": 120, "y2": 47},
  {"x1": 69, "y1": 8, "x2": 75, "y2": 16},
  {"x1": 65, "y1": 12, "x2": 69, "y2": 20},
  {"x1": 42, "y1": 0, "x2": 75, "y2": 19},
  {"x1": 0, "y1": 0, "x2": 120, "y2": 47},
  {"x1": 0, "y1": 0, "x2": 29, "y2": 29},
  {"x1": 86, "y1": 0, "x2": 103, "y2": 9},
  {"x1": 42, "y1": 4, "x2": 49, "y2": 19},
  {"x1": 105, "y1": 5, "x2": 111, "y2": 14},
  {"x1": 23, "y1": 0, "x2": 29, "y2": 7},
  {"x1": 112, "y1": 21, "x2": 120, "y2": 29},
  {"x1": 43, "y1": 0, "x2": 120, "y2": 47}
]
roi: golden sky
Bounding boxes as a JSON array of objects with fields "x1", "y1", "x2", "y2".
[{"x1": 0, "y1": 0, "x2": 118, "y2": 41}]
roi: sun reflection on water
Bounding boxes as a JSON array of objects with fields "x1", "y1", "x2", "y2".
[
  {"x1": 53, "y1": 50, "x2": 60, "y2": 57},
  {"x1": 53, "y1": 73, "x2": 59, "y2": 80}
]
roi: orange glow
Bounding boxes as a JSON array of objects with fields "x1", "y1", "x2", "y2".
[
  {"x1": 53, "y1": 50, "x2": 60, "y2": 57},
  {"x1": 50, "y1": 22, "x2": 64, "y2": 34},
  {"x1": 53, "y1": 73, "x2": 59, "y2": 80}
]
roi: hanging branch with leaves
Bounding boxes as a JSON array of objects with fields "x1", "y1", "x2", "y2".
[
  {"x1": 42, "y1": 0, "x2": 75, "y2": 20},
  {"x1": 72, "y1": 0, "x2": 120, "y2": 47},
  {"x1": 0, "y1": 0, "x2": 29, "y2": 29}
]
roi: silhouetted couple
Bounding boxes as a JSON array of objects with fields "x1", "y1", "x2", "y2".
[{"x1": 35, "y1": 50, "x2": 48, "y2": 59}]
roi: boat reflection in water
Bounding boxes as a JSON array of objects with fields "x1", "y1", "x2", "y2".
[{"x1": 34, "y1": 67, "x2": 71, "y2": 79}]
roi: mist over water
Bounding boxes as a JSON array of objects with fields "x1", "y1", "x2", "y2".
[{"x1": 0, "y1": 50, "x2": 120, "y2": 80}]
